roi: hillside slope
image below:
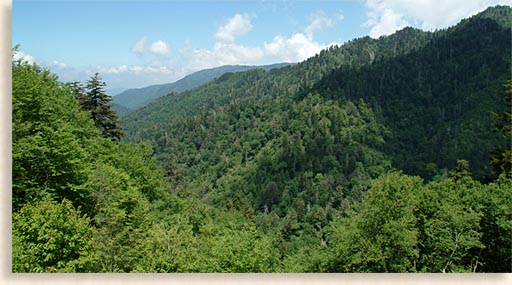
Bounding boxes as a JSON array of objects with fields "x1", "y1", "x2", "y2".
[
  {"x1": 311, "y1": 6, "x2": 511, "y2": 179},
  {"x1": 112, "y1": 63, "x2": 292, "y2": 113}
]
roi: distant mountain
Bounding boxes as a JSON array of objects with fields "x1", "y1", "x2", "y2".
[
  {"x1": 112, "y1": 63, "x2": 293, "y2": 114},
  {"x1": 110, "y1": 102, "x2": 132, "y2": 118},
  {"x1": 105, "y1": 87, "x2": 128, "y2": 97}
]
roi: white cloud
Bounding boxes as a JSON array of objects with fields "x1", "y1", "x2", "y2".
[
  {"x1": 150, "y1": 40, "x2": 171, "y2": 55},
  {"x1": 305, "y1": 13, "x2": 334, "y2": 39},
  {"x1": 93, "y1": 62, "x2": 184, "y2": 89},
  {"x1": 13, "y1": 50, "x2": 36, "y2": 64},
  {"x1": 178, "y1": 12, "x2": 342, "y2": 71},
  {"x1": 131, "y1": 36, "x2": 147, "y2": 54},
  {"x1": 97, "y1": 63, "x2": 172, "y2": 75},
  {"x1": 179, "y1": 32, "x2": 338, "y2": 72},
  {"x1": 335, "y1": 11, "x2": 345, "y2": 21},
  {"x1": 37, "y1": 12, "x2": 344, "y2": 89},
  {"x1": 364, "y1": 0, "x2": 510, "y2": 38},
  {"x1": 95, "y1": 12, "x2": 343, "y2": 87},
  {"x1": 365, "y1": 8, "x2": 409, "y2": 38},
  {"x1": 263, "y1": 33, "x2": 328, "y2": 62},
  {"x1": 51, "y1": 60, "x2": 67, "y2": 68},
  {"x1": 214, "y1": 13, "x2": 253, "y2": 43}
]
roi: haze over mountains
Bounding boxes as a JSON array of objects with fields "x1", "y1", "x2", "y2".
[{"x1": 112, "y1": 63, "x2": 292, "y2": 115}]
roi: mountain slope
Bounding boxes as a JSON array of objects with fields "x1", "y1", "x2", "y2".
[
  {"x1": 123, "y1": 27, "x2": 432, "y2": 132},
  {"x1": 112, "y1": 63, "x2": 292, "y2": 113},
  {"x1": 311, "y1": 5, "x2": 511, "y2": 179},
  {"x1": 123, "y1": 6, "x2": 510, "y2": 184}
]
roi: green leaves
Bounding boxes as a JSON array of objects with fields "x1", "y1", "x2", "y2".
[
  {"x1": 12, "y1": 57, "x2": 97, "y2": 211},
  {"x1": 326, "y1": 169, "x2": 511, "y2": 273},
  {"x1": 12, "y1": 54, "x2": 168, "y2": 273},
  {"x1": 418, "y1": 177, "x2": 484, "y2": 272},
  {"x1": 12, "y1": 197, "x2": 97, "y2": 272},
  {"x1": 327, "y1": 173, "x2": 422, "y2": 272}
]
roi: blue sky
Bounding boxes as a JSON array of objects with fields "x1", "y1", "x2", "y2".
[{"x1": 12, "y1": 0, "x2": 509, "y2": 92}]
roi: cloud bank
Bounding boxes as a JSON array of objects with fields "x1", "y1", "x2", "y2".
[
  {"x1": 364, "y1": 0, "x2": 509, "y2": 38},
  {"x1": 92, "y1": 12, "x2": 342, "y2": 88},
  {"x1": 179, "y1": 12, "x2": 341, "y2": 71}
]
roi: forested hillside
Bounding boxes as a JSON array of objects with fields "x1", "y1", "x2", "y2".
[
  {"x1": 12, "y1": 5, "x2": 512, "y2": 273},
  {"x1": 112, "y1": 63, "x2": 292, "y2": 114}
]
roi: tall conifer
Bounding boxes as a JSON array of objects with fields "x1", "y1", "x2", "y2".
[{"x1": 81, "y1": 73, "x2": 124, "y2": 140}]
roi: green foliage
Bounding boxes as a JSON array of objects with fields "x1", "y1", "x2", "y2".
[
  {"x1": 12, "y1": 196, "x2": 97, "y2": 272},
  {"x1": 85, "y1": 163, "x2": 152, "y2": 272},
  {"x1": 417, "y1": 175, "x2": 484, "y2": 272},
  {"x1": 313, "y1": 14, "x2": 511, "y2": 180},
  {"x1": 327, "y1": 173, "x2": 422, "y2": 272},
  {"x1": 327, "y1": 170, "x2": 512, "y2": 273},
  {"x1": 12, "y1": 57, "x2": 98, "y2": 211},
  {"x1": 113, "y1": 63, "x2": 291, "y2": 112},
  {"x1": 491, "y1": 80, "x2": 512, "y2": 177},
  {"x1": 194, "y1": 211, "x2": 280, "y2": 272},
  {"x1": 477, "y1": 174, "x2": 512, "y2": 272},
  {"x1": 12, "y1": 54, "x2": 169, "y2": 272}
]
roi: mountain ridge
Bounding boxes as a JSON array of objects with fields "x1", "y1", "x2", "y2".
[
  {"x1": 123, "y1": 5, "x2": 510, "y2": 182},
  {"x1": 112, "y1": 62, "x2": 293, "y2": 114}
]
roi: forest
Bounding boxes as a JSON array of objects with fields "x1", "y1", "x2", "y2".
[{"x1": 11, "y1": 5, "x2": 511, "y2": 273}]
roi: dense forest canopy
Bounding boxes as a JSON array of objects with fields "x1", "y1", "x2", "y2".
[{"x1": 12, "y1": 5, "x2": 512, "y2": 273}]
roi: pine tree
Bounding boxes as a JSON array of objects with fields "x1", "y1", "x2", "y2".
[{"x1": 81, "y1": 73, "x2": 124, "y2": 141}]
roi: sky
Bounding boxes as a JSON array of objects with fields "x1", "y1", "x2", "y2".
[{"x1": 12, "y1": 0, "x2": 510, "y2": 93}]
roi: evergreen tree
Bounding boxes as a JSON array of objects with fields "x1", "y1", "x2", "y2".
[
  {"x1": 81, "y1": 73, "x2": 124, "y2": 141},
  {"x1": 491, "y1": 80, "x2": 512, "y2": 177},
  {"x1": 67, "y1": 81, "x2": 85, "y2": 99}
]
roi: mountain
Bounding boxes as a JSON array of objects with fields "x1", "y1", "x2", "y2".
[
  {"x1": 118, "y1": 8, "x2": 512, "y2": 270},
  {"x1": 122, "y1": 6, "x2": 510, "y2": 272},
  {"x1": 112, "y1": 63, "x2": 293, "y2": 113},
  {"x1": 110, "y1": 102, "x2": 132, "y2": 118},
  {"x1": 311, "y1": 5, "x2": 511, "y2": 179},
  {"x1": 124, "y1": 5, "x2": 510, "y2": 183},
  {"x1": 105, "y1": 87, "x2": 128, "y2": 96},
  {"x1": 123, "y1": 27, "x2": 434, "y2": 129}
]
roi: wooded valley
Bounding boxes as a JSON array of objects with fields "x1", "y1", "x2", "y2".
[{"x1": 12, "y1": 5, "x2": 511, "y2": 273}]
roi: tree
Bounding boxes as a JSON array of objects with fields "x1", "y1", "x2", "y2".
[
  {"x1": 477, "y1": 174, "x2": 512, "y2": 272},
  {"x1": 12, "y1": 196, "x2": 97, "y2": 272},
  {"x1": 81, "y1": 73, "x2": 124, "y2": 141},
  {"x1": 67, "y1": 81, "x2": 85, "y2": 99},
  {"x1": 491, "y1": 80, "x2": 512, "y2": 177},
  {"x1": 326, "y1": 173, "x2": 422, "y2": 272},
  {"x1": 418, "y1": 172, "x2": 484, "y2": 272},
  {"x1": 12, "y1": 56, "x2": 98, "y2": 211}
]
